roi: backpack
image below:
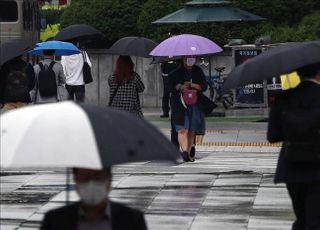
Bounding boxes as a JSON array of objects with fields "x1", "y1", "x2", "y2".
[
  {"x1": 38, "y1": 62, "x2": 57, "y2": 97},
  {"x1": 4, "y1": 66, "x2": 30, "y2": 102}
]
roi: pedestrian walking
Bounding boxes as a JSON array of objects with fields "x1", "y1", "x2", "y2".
[
  {"x1": 169, "y1": 56, "x2": 207, "y2": 162},
  {"x1": 61, "y1": 42, "x2": 92, "y2": 102},
  {"x1": 267, "y1": 62, "x2": 320, "y2": 229},
  {"x1": 31, "y1": 49, "x2": 66, "y2": 104},
  {"x1": 40, "y1": 167, "x2": 147, "y2": 230},
  {"x1": 0, "y1": 55, "x2": 35, "y2": 108},
  {"x1": 160, "y1": 28, "x2": 181, "y2": 118},
  {"x1": 0, "y1": 60, "x2": 32, "y2": 113},
  {"x1": 108, "y1": 55, "x2": 145, "y2": 117}
]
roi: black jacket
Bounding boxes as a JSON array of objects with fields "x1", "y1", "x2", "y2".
[
  {"x1": 40, "y1": 201, "x2": 147, "y2": 230},
  {"x1": 169, "y1": 65, "x2": 207, "y2": 126},
  {"x1": 0, "y1": 58, "x2": 35, "y2": 104},
  {"x1": 267, "y1": 80, "x2": 320, "y2": 183}
]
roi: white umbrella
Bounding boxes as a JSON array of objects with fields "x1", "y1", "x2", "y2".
[{"x1": 0, "y1": 102, "x2": 178, "y2": 169}]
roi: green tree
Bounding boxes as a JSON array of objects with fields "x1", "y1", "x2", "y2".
[
  {"x1": 60, "y1": 0, "x2": 320, "y2": 46},
  {"x1": 137, "y1": 0, "x2": 187, "y2": 42},
  {"x1": 232, "y1": 0, "x2": 316, "y2": 26},
  {"x1": 261, "y1": 11, "x2": 320, "y2": 43},
  {"x1": 60, "y1": 0, "x2": 144, "y2": 43}
]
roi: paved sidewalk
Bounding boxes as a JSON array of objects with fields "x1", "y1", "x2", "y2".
[
  {"x1": 0, "y1": 148, "x2": 294, "y2": 230},
  {"x1": 0, "y1": 119, "x2": 294, "y2": 230}
]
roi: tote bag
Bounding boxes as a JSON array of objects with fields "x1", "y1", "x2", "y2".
[{"x1": 82, "y1": 51, "x2": 93, "y2": 84}]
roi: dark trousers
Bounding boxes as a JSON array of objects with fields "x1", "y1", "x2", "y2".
[
  {"x1": 66, "y1": 84, "x2": 85, "y2": 103},
  {"x1": 170, "y1": 115, "x2": 179, "y2": 148},
  {"x1": 162, "y1": 80, "x2": 170, "y2": 115},
  {"x1": 286, "y1": 183, "x2": 320, "y2": 230}
]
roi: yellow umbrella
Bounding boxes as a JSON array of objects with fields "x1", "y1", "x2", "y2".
[{"x1": 280, "y1": 71, "x2": 301, "y2": 90}]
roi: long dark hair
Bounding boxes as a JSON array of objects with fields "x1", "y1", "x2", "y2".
[{"x1": 114, "y1": 55, "x2": 134, "y2": 84}]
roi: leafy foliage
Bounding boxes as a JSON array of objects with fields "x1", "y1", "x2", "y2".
[
  {"x1": 258, "y1": 11, "x2": 320, "y2": 43},
  {"x1": 59, "y1": 0, "x2": 320, "y2": 47},
  {"x1": 60, "y1": 0, "x2": 144, "y2": 45},
  {"x1": 137, "y1": 0, "x2": 187, "y2": 41}
]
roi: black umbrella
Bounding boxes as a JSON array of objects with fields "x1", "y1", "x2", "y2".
[
  {"x1": 223, "y1": 40, "x2": 320, "y2": 90},
  {"x1": 0, "y1": 39, "x2": 32, "y2": 66},
  {"x1": 55, "y1": 24, "x2": 101, "y2": 41},
  {"x1": 1, "y1": 102, "x2": 178, "y2": 169},
  {"x1": 106, "y1": 37, "x2": 158, "y2": 58}
]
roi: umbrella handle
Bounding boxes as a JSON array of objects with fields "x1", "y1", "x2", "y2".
[{"x1": 66, "y1": 167, "x2": 70, "y2": 204}]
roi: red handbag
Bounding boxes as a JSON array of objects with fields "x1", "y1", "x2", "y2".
[{"x1": 182, "y1": 89, "x2": 198, "y2": 105}]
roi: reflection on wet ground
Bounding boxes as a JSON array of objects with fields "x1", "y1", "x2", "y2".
[{"x1": 0, "y1": 149, "x2": 294, "y2": 230}]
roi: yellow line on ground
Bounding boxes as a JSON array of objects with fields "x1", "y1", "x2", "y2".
[
  {"x1": 195, "y1": 141, "x2": 281, "y2": 147},
  {"x1": 161, "y1": 128, "x2": 266, "y2": 133}
]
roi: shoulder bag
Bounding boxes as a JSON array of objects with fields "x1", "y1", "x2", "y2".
[
  {"x1": 198, "y1": 94, "x2": 217, "y2": 116},
  {"x1": 82, "y1": 51, "x2": 93, "y2": 84},
  {"x1": 108, "y1": 80, "x2": 120, "y2": 106}
]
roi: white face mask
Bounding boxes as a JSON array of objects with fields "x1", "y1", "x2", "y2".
[
  {"x1": 77, "y1": 181, "x2": 108, "y2": 206},
  {"x1": 186, "y1": 57, "x2": 196, "y2": 67}
]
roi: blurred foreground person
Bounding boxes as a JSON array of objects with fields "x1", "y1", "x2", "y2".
[
  {"x1": 41, "y1": 168, "x2": 147, "y2": 230},
  {"x1": 268, "y1": 62, "x2": 320, "y2": 229}
]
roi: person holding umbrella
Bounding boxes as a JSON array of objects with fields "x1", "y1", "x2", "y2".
[
  {"x1": 108, "y1": 55, "x2": 145, "y2": 117},
  {"x1": 267, "y1": 62, "x2": 320, "y2": 229},
  {"x1": 29, "y1": 41, "x2": 81, "y2": 104},
  {"x1": 31, "y1": 49, "x2": 66, "y2": 104},
  {"x1": 150, "y1": 33, "x2": 222, "y2": 162},
  {"x1": 41, "y1": 167, "x2": 147, "y2": 230},
  {"x1": 61, "y1": 40, "x2": 92, "y2": 103},
  {"x1": 169, "y1": 56, "x2": 207, "y2": 162},
  {"x1": 160, "y1": 28, "x2": 181, "y2": 118},
  {"x1": 0, "y1": 39, "x2": 35, "y2": 108},
  {"x1": 0, "y1": 55, "x2": 35, "y2": 110}
]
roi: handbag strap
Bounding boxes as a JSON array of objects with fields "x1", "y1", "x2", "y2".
[
  {"x1": 81, "y1": 51, "x2": 87, "y2": 63},
  {"x1": 108, "y1": 81, "x2": 120, "y2": 106}
]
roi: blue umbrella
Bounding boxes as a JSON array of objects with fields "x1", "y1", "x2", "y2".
[{"x1": 30, "y1": 41, "x2": 80, "y2": 56}]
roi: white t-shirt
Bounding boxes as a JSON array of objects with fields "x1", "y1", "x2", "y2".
[{"x1": 61, "y1": 51, "x2": 92, "y2": 86}]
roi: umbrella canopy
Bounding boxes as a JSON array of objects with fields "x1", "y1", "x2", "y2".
[
  {"x1": 150, "y1": 34, "x2": 222, "y2": 57},
  {"x1": 106, "y1": 36, "x2": 158, "y2": 58},
  {"x1": 54, "y1": 24, "x2": 101, "y2": 41},
  {"x1": 223, "y1": 41, "x2": 320, "y2": 90},
  {"x1": 0, "y1": 39, "x2": 32, "y2": 66},
  {"x1": 153, "y1": 6, "x2": 265, "y2": 24},
  {"x1": 0, "y1": 102, "x2": 178, "y2": 169},
  {"x1": 30, "y1": 41, "x2": 80, "y2": 56}
]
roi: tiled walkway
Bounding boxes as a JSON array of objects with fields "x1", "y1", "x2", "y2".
[{"x1": 0, "y1": 147, "x2": 294, "y2": 230}]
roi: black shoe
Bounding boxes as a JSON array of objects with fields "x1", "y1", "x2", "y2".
[
  {"x1": 181, "y1": 151, "x2": 190, "y2": 162},
  {"x1": 189, "y1": 146, "x2": 195, "y2": 162},
  {"x1": 160, "y1": 114, "x2": 169, "y2": 118}
]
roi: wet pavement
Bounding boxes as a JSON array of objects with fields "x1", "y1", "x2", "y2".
[{"x1": 0, "y1": 119, "x2": 294, "y2": 230}]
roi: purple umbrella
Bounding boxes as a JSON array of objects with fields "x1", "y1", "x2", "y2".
[{"x1": 150, "y1": 34, "x2": 223, "y2": 57}]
